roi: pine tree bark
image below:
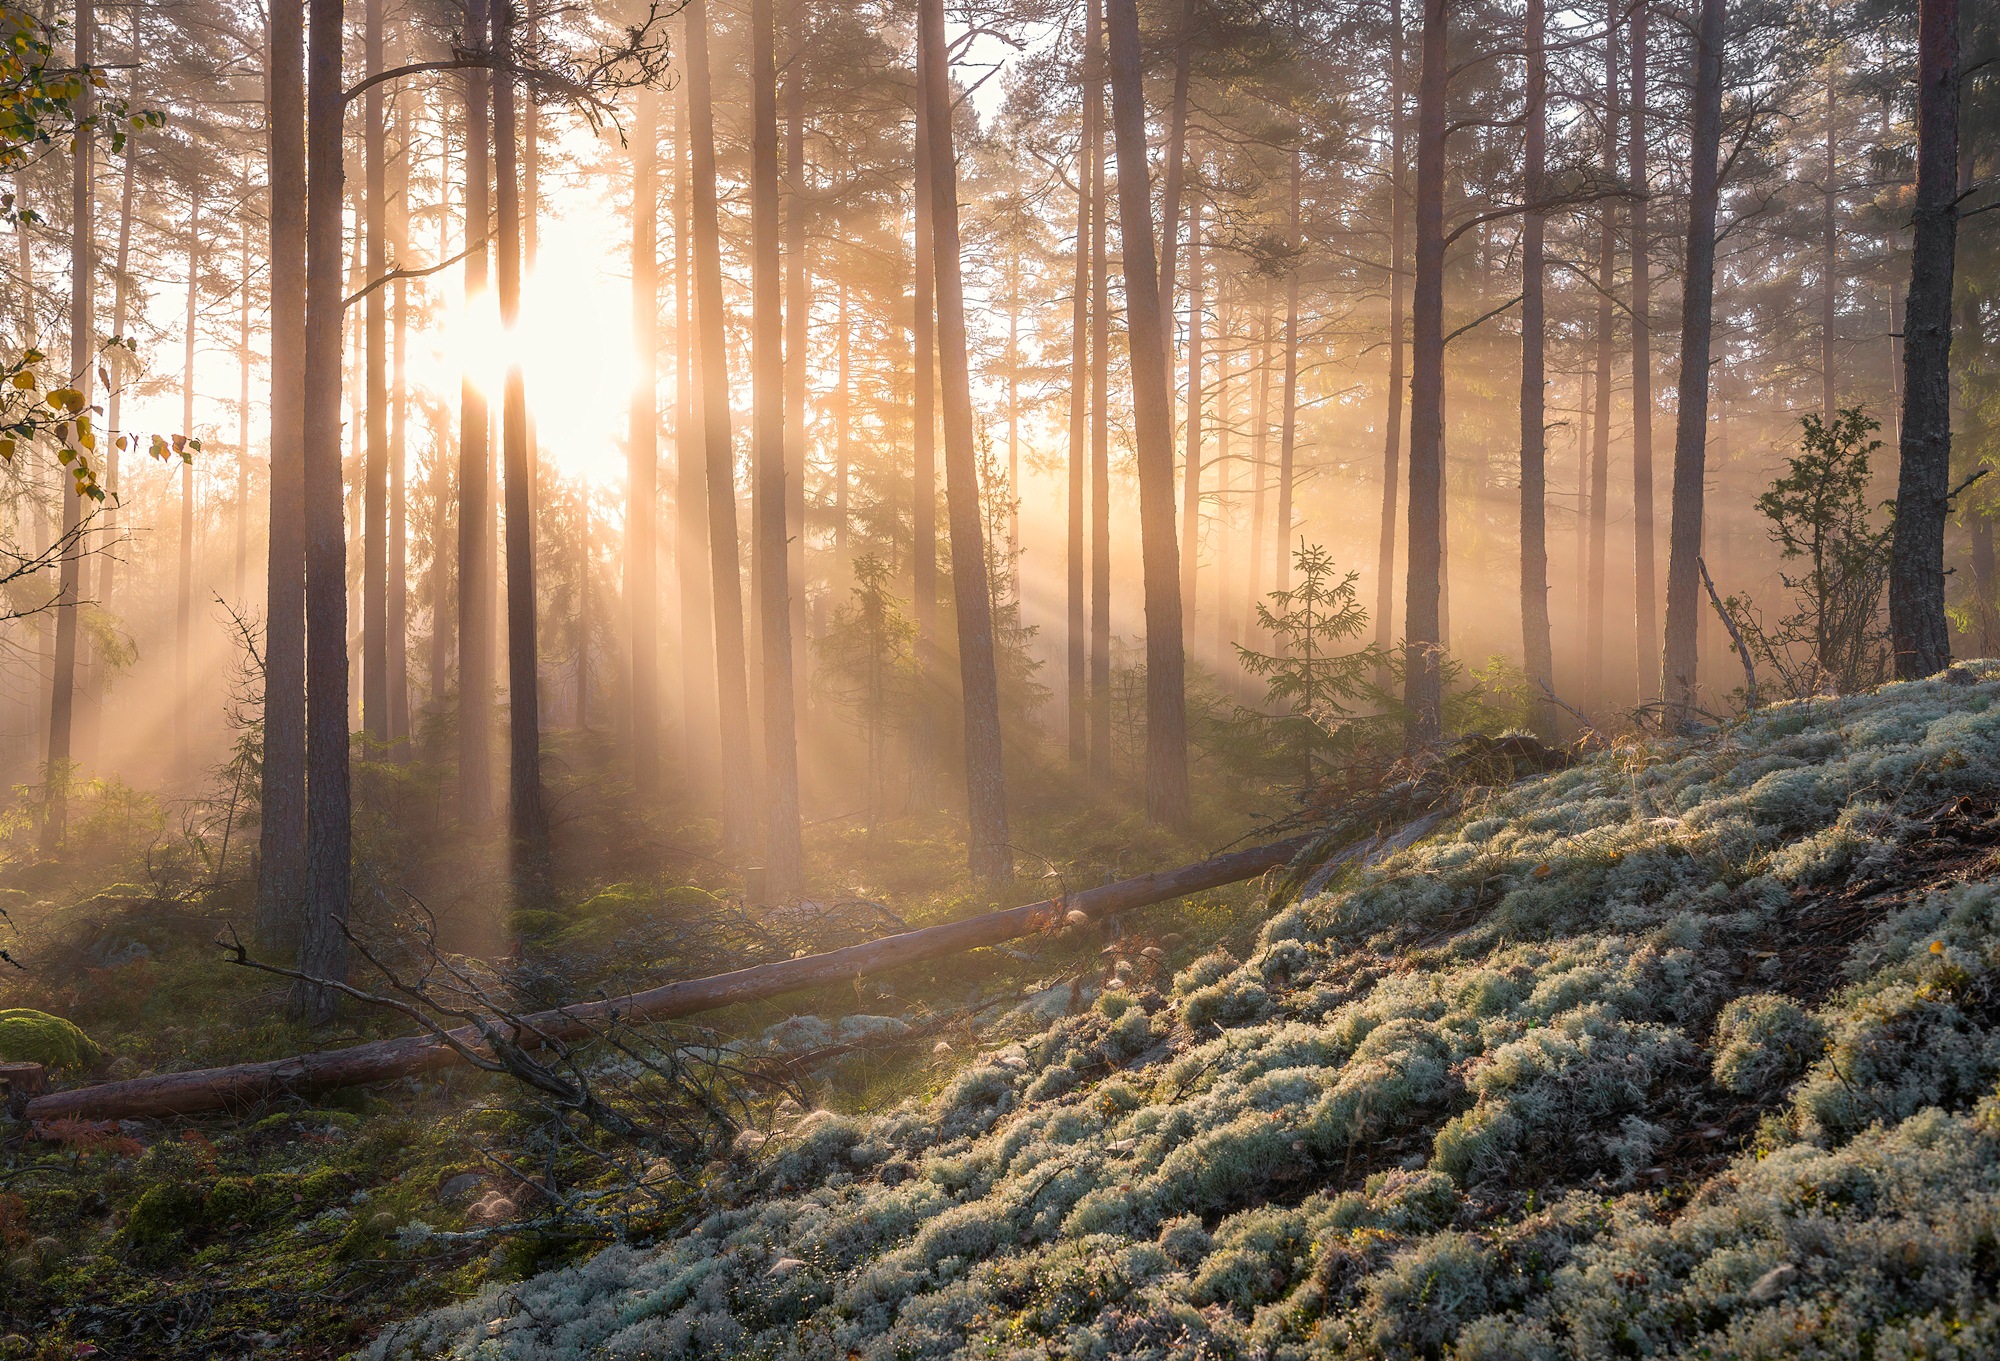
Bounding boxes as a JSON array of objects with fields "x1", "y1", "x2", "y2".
[
  {"x1": 783, "y1": 7, "x2": 810, "y2": 732},
  {"x1": 910, "y1": 23, "x2": 940, "y2": 803},
  {"x1": 753, "y1": 0, "x2": 805, "y2": 894},
  {"x1": 1375, "y1": 0, "x2": 1405, "y2": 669},
  {"x1": 1520, "y1": 0, "x2": 1554, "y2": 738},
  {"x1": 686, "y1": 0, "x2": 756, "y2": 849},
  {"x1": 1660, "y1": 0, "x2": 1726, "y2": 717},
  {"x1": 388, "y1": 91, "x2": 411, "y2": 747},
  {"x1": 1585, "y1": 0, "x2": 1616, "y2": 703},
  {"x1": 236, "y1": 209, "x2": 252, "y2": 599},
  {"x1": 457, "y1": 0, "x2": 494, "y2": 824},
  {"x1": 1821, "y1": 68, "x2": 1837, "y2": 420},
  {"x1": 295, "y1": 0, "x2": 353, "y2": 1024},
  {"x1": 1179, "y1": 196, "x2": 1202, "y2": 614},
  {"x1": 362, "y1": 0, "x2": 388, "y2": 742},
  {"x1": 43, "y1": 0, "x2": 91, "y2": 852},
  {"x1": 1105, "y1": 0, "x2": 1190, "y2": 827},
  {"x1": 1066, "y1": 57, "x2": 1089, "y2": 764},
  {"x1": 1249, "y1": 300, "x2": 1270, "y2": 626},
  {"x1": 257, "y1": 0, "x2": 307, "y2": 949},
  {"x1": 918, "y1": 0, "x2": 1015, "y2": 877},
  {"x1": 628, "y1": 85, "x2": 661, "y2": 793},
  {"x1": 1629, "y1": 3, "x2": 1656, "y2": 701},
  {"x1": 1086, "y1": 0, "x2": 1112, "y2": 783},
  {"x1": 1275, "y1": 150, "x2": 1300, "y2": 593},
  {"x1": 176, "y1": 192, "x2": 199, "y2": 774},
  {"x1": 1401, "y1": 0, "x2": 1448, "y2": 747},
  {"x1": 493, "y1": 0, "x2": 549, "y2": 886},
  {"x1": 1887, "y1": 0, "x2": 1959, "y2": 680},
  {"x1": 672, "y1": 79, "x2": 718, "y2": 783}
]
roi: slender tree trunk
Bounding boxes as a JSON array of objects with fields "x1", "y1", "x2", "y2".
[
  {"x1": 835, "y1": 276, "x2": 850, "y2": 556},
  {"x1": 257, "y1": 0, "x2": 307, "y2": 948},
  {"x1": 918, "y1": 0, "x2": 1014, "y2": 877},
  {"x1": 362, "y1": 0, "x2": 388, "y2": 741},
  {"x1": 783, "y1": 6, "x2": 810, "y2": 734},
  {"x1": 295, "y1": 0, "x2": 352, "y2": 1023},
  {"x1": 1888, "y1": 0, "x2": 1959, "y2": 679},
  {"x1": 1585, "y1": 0, "x2": 1617, "y2": 703},
  {"x1": 177, "y1": 192, "x2": 199, "y2": 774},
  {"x1": 100, "y1": 11, "x2": 139, "y2": 628},
  {"x1": 1249, "y1": 300, "x2": 1269, "y2": 627},
  {"x1": 1821, "y1": 66, "x2": 1837, "y2": 420},
  {"x1": 1520, "y1": 0, "x2": 1554, "y2": 738},
  {"x1": 686, "y1": 0, "x2": 756, "y2": 848},
  {"x1": 1214, "y1": 324, "x2": 1232, "y2": 649},
  {"x1": 1105, "y1": 0, "x2": 1190, "y2": 826},
  {"x1": 1660, "y1": 0, "x2": 1726, "y2": 717},
  {"x1": 1155, "y1": 0, "x2": 1196, "y2": 335},
  {"x1": 672, "y1": 78, "x2": 717, "y2": 783},
  {"x1": 910, "y1": 21, "x2": 940, "y2": 803},
  {"x1": 492, "y1": 0, "x2": 548, "y2": 886},
  {"x1": 457, "y1": 0, "x2": 494, "y2": 824},
  {"x1": 1066, "y1": 69, "x2": 1089, "y2": 764},
  {"x1": 1179, "y1": 195, "x2": 1202, "y2": 614},
  {"x1": 1375, "y1": 0, "x2": 1405, "y2": 669},
  {"x1": 389, "y1": 91, "x2": 411, "y2": 747},
  {"x1": 1275, "y1": 151, "x2": 1300, "y2": 593},
  {"x1": 629, "y1": 85, "x2": 661, "y2": 793},
  {"x1": 1630, "y1": 2, "x2": 1656, "y2": 701},
  {"x1": 236, "y1": 207, "x2": 251, "y2": 600},
  {"x1": 1401, "y1": 0, "x2": 1448, "y2": 746},
  {"x1": 427, "y1": 106, "x2": 453, "y2": 743},
  {"x1": 1086, "y1": 0, "x2": 1111, "y2": 783},
  {"x1": 43, "y1": 0, "x2": 91, "y2": 852},
  {"x1": 753, "y1": 0, "x2": 805, "y2": 893}
]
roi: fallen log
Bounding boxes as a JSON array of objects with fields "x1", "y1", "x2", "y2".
[{"x1": 26, "y1": 833, "x2": 1323, "y2": 1123}]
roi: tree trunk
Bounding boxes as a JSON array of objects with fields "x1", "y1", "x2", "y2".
[
  {"x1": 1066, "y1": 63, "x2": 1089, "y2": 763},
  {"x1": 686, "y1": 0, "x2": 757, "y2": 849},
  {"x1": 257, "y1": 0, "x2": 307, "y2": 949},
  {"x1": 1887, "y1": 0, "x2": 1958, "y2": 680},
  {"x1": 176, "y1": 191, "x2": 199, "y2": 774},
  {"x1": 783, "y1": 6, "x2": 810, "y2": 737},
  {"x1": 1520, "y1": 0, "x2": 1554, "y2": 738},
  {"x1": 1155, "y1": 0, "x2": 1196, "y2": 338},
  {"x1": 1179, "y1": 195, "x2": 1202, "y2": 616},
  {"x1": 1105, "y1": 0, "x2": 1190, "y2": 828},
  {"x1": 1629, "y1": 3, "x2": 1656, "y2": 702},
  {"x1": 1087, "y1": 0, "x2": 1112, "y2": 783},
  {"x1": 1375, "y1": 0, "x2": 1405, "y2": 671},
  {"x1": 629, "y1": 85, "x2": 661, "y2": 793},
  {"x1": 1275, "y1": 150, "x2": 1300, "y2": 593},
  {"x1": 672, "y1": 78, "x2": 717, "y2": 784},
  {"x1": 1168, "y1": 191, "x2": 1200, "y2": 616},
  {"x1": 1402, "y1": 0, "x2": 1448, "y2": 747},
  {"x1": 43, "y1": 0, "x2": 91, "y2": 852},
  {"x1": 1660, "y1": 0, "x2": 1726, "y2": 717},
  {"x1": 909, "y1": 21, "x2": 939, "y2": 805},
  {"x1": 389, "y1": 90, "x2": 411, "y2": 748},
  {"x1": 1585, "y1": 0, "x2": 1616, "y2": 703},
  {"x1": 236, "y1": 209, "x2": 251, "y2": 600},
  {"x1": 295, "y1": 0, "x2": 352, "y2": 1024},
  {"x1": 1821, "y1": 67, "x2": 1837, "y2": 420},
  {"x1": 493, "y1": 0, "x2": 549, "y2": 887},
  {"x1": 753, "y1": 0, "x2": 805, "y2": 894},
  {"x1": 835, "y1": 276, "x2": 850, "y2": 557},
  {"x1": 457, "y1": 0, "x2": 494, "y2": 824},
  {"x1": 919, "y1": 0, "x2": 1014, "y2": 878},
  {"x1": 1250, "y1": 299, "x2": 1269, "y2": 627},
  {"x1": 362, "y1": 0, "x2": 388, "y2": 742}
]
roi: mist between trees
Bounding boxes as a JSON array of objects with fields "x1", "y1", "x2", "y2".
[{"x1": 0, "y1": 0, "x2": 1990, "y2": 971}]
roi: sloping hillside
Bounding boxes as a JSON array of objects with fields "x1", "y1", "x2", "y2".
[{"x1": 378, "y1": 668, "x2": 2000, "y2": 1360}]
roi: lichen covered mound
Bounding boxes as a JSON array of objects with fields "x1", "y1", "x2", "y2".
[{"x1": 377, "y1": 670, "x2": 2000, "y2": 1360}]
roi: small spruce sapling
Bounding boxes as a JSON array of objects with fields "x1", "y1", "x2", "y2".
[
  {"x1": 1235, "y1": 541, "x2": 1384, "y2": 782},
  {"x1": 815, "y1": 555, "x2": 917, "y2": 826}
]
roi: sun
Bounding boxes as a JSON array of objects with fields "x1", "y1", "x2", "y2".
[{"x1": 413, "y1": 204, "x2": 638, "y2": 495}]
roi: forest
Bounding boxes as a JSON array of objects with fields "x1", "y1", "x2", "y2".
[{"x1": 0, "y1": 0, "x2": 1996, "y2": 1353}]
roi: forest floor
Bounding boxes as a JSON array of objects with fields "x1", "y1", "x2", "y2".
[
  {"x1": 0, "y1": 730, "x2": 1283, "y2": 1360},
  {"x1": 14, "y1": 669, "x2": 2000, "y2": 1358}
]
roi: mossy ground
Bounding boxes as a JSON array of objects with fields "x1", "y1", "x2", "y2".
[
  {"x1": 0, "y1": 731, "x2": 1276, "y2": 1359},
  {"x1": 368, "y1": 667, "x2": 2000, "y2": 1360}
]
